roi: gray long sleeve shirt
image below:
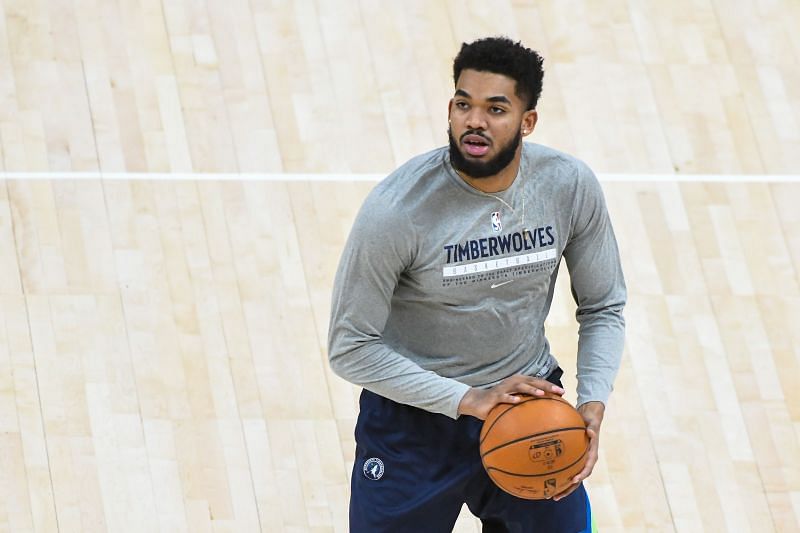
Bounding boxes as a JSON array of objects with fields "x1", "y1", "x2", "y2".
[{"x1": 328, "y1": 143, "x2": 626, "y2": 419}]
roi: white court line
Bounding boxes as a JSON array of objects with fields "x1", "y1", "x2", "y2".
[
  {"x1": 0, "y1": 172, "x2": 385, "y2": 182},
  {"x1": 599, "y1": 173, "x2": 800, "y2": 183},
  {"x1": 1, "y1": 172, "x2": 799, "y2": 182}
]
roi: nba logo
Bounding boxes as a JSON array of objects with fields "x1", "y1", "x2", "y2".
[
  {"x1": 543, "y1": 478, "x2": 557, "y2": 497},
  {"x1": 491, "y1": 211, "x2": 502, "y2": 232}
]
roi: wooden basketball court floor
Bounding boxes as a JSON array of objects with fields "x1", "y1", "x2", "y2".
[{"x1": 1, "y1": 1, "x2": 799, "y2": 531}]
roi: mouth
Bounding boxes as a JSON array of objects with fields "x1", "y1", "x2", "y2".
[{"x1": 461, "y1": 133, "x2": 491, "y2": 157}]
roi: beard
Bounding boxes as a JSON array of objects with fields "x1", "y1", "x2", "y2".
[{"x1": 448, "y1": 127, "x2": 522, "y2": 179}]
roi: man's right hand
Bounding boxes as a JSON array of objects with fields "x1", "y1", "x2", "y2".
[{"x1": 457, "y1": 374, "x2": 565, "y2": 420}]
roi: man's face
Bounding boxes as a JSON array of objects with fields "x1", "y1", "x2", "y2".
[{"x1": 448, "y1": 69, "x2": 535, "y2": 179}]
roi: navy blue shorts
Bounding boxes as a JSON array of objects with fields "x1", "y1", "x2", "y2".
[{"x1": 349, "y1": 370, "x2": 592, "y2": 532}]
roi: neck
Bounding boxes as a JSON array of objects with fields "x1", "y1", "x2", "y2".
[{"x1": 455, "y1": 149, "x2": 522, "y2": 193}]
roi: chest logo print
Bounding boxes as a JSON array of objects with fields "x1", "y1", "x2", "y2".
[
  {"x1": 491, "y1": 279, "x2": 515, "y2": 289},
  {"x1": 491, "y1": 211, "x2": 502, "y2": 232}
]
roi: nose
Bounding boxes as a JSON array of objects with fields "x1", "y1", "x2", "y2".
[{"x1": 465, "y1": 108, "x2": 488, "y2": 131}]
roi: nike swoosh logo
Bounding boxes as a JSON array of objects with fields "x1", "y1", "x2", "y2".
[{"x1": 491, "y1": 280, "x2": 515, "y2": 289}]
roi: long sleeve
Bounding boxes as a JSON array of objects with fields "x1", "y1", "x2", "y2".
[
  {"x1": 562, "y1": 163, "x2": 627, "y2": 407},
  {"x1": 327, "y1": 191, "x2": 470, "y2": 418},
  {"x1": 328, "y1": 144, "x2": 626, "y2": 417}
]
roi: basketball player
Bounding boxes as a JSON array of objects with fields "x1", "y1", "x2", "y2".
[{"x1": 328, "y1": 36, "x2": 626, "y2": 532}]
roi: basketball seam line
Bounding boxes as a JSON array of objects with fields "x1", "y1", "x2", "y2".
[
  {"x1": 480, "y1": 426, "x2": 587, "y2": 458},
  {"x1": 479, "y1": 396, "x2": 568, "y2": 446},
  {"x1": 484, "y1": 446, "x2": 590, "y2": 478},
  {"x1": 479, "y1": 400, "x2": 533, "y2": 446}
]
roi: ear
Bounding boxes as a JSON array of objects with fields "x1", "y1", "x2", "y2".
[
  {"x1": 447, "y1": 98, "x2": 454, "y2": 120},
  {"x1": 521, "y1": 110, "x2": 538, "y2": 136}
]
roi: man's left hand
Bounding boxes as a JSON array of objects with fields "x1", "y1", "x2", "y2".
[{"x1": 552, "y1": 401, "x2": 605, "y2": 501}]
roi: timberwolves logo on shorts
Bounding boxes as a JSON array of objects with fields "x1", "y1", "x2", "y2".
[
  {"x1": 363, "y1": 457, "x2": 384, "y2": 480},
  {"x1": 491, "y1": 211, "x2": 502, "y2": 232}
]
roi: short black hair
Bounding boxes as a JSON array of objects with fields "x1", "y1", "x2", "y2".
[{"x1": 452, "y1": 37, "x2": 544, "y2": 110}]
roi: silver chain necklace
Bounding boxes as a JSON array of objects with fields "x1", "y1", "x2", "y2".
[{"x1": 454, "y1": 165, "x2": 529, "y2": 235}]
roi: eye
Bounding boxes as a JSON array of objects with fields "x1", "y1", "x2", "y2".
[
  {"x1": 455, "y1": 101, "x2": 469, "y2": 110},
  {"x1": 490, "y1": 106, "x2": 506, "y2": 114}
]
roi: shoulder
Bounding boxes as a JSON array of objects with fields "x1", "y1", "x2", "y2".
[
  {"x1": 372, "y1": 147, "x2": 449, "y2": 199},
  {"x1": 522, "y1": 143, "x2": 597, "y2": 188},
  {"x1": 359, "y1": 146, "x2": 450, "y2": 216},
  {"x1": 352, "y1": 146, "x2": 449, "y2": 233},
  {"x1": 522, "y1": 144, "x2": 606, "y2": 232}
]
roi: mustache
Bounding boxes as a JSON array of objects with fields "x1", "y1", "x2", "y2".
[{"x1": 460, "y1": 129, "x2": 491, "y2": 142}]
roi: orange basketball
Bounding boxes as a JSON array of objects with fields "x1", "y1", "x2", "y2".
[{"x1": 479, "y1": 393, "x2": 589, "y2": 500}]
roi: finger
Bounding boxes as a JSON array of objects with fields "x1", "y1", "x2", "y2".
[
  {"x1": 537, "y1": 381, "x2": 565, "y2": 395},
  {"x1": 494, "y1": 391, "x2": 534, "y2": 408},
  {"x1": 570, "y1": 454, "x2": 596, "y2": 484},
  {"x1": 513, "y1": 379, "x2": 565, "y2": 396},
  {"x1": 552, "y1": 481, "x2": 580, "y2": 501},
  {"x1": 501, "y1": 392, "x2": 524, "y2": 404},
  {"x1": 497, "y1": 381, "x2": 544, "y2": 398},
  {"x1": 515, "y1": 384, "x2": 546, "y2": 397},
  {"x1": 571, "y1": 432, "x2": 599, "y2": 483}
]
